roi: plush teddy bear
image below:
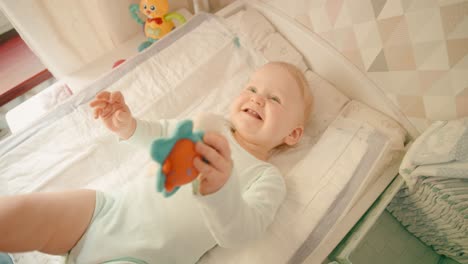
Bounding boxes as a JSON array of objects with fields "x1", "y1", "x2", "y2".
[{"x1": 130, "y1": 0, "x2": 186, "y2": 51}]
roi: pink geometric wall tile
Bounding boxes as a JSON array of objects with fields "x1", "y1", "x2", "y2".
[
  {"x1": 378, "y1": 0, "x2": 404, "y2": 19},
  {"x1": 341, "y1": 50, "x2": 366, "y2": 71},
  {"x1": 446, "y1": 39, "x2": 468, "y2": 68},
  {"x1": 326, "y1": 0, "x2": 344, "y2": 27},
  {"x1": 369, "y1": 71, "x2": 421, "y2": 95},
  {"x1": 371, "y1": 0, "x2": 387, "y2": 18},
  {"x1": 445, "y1": 18, "x2": 468, "y2": 40},
  {"x1": 423, "y1": 72, "x2": 452, "y2": 96},
  {"x1": 308, "y1": 8, "x2": 333, "y2": 32},
  {"x1": 456, "y1": 95, "x2": 468, "y2": 117},
  {"x1": 413, "y1": 41, "x2": 450, "y2": 70},
  {"x1": 261, "y1": 0, "x2": 466, "y2": 130},
  {"x1": 423, "y1": 96, "x2": 457, "y2": 120},
  {"x1": 368, "y1": 49, "x2": 389, "y2": 71},
  {"x1": 334, "y1": 1, "x2": 353, "y2": 28},
  {"x1": 405, "y1": 8, "x2": 445, "y2": 43},
  {"x1": 353, "y1": 21, "x2": 383, "y2": 49},
  {"x1": 456, "y1": 87, "x2": 468, "y2": 96},
  {"x1": 333, "y1": 27, "x2": 358, "y2": 50},
  {"x1": 450, "y1": 70, "x2": 468, "y2": 95},
  {"x1": 440, "y1": 2, "x2": 468, "y2": 39},
  {"x1": 347, "y1": 0, "x2": 376, "y2": 23},
  {"x1": 397, "y1": 95, "x2": 426, "y2": 118},
  {"x1": 401, "y1": 0, "x2": 439, "y2": 12},
  {"x1": 378, "y1": 16, "x2": 412, "y2": 46},
  {"x1": 384, "y1": 45, "x2": 417, "y2": 70},
  {"x1": 361, "y1": 47, "x2": 384, "y2": 70},
  {"x1": 437, "y1": 0, "x2": 467, "y2": 7},
  {"x1": 418, "y1": 70, "x2": 448, "y2": 93}
]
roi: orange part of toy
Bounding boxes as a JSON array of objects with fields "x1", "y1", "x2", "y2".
[
  {"x1": 162, "y1": 139, "x2": 200, "y2": 192},
  {"x1": 144, "y1": 20, "x2": 174, "y2": 40}
]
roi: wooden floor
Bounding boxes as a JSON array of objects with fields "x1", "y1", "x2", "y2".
[{"x1": 0, "y1": 33, "x2": 52, "y2": 106}]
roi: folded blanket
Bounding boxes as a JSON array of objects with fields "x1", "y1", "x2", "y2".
[{"x1": 400, "y1": 118, "x2": 468, "y2": 190}]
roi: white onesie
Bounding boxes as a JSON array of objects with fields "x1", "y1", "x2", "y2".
[{"x1": 68, "y1": 119, "x2": 286, "y2": 264}]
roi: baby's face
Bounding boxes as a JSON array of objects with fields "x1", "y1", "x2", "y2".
[{"x1": 230, "y1": 63, "x2": 305, "y2": 150}]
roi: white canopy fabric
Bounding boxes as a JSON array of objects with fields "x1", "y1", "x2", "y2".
[{"x1": 0, "y1": 0, "x2": 141, "y2": 79}]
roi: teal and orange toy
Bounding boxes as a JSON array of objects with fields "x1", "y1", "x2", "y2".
[{"x1": 150, "y1": 120, "x2": 204, "y2": 197}]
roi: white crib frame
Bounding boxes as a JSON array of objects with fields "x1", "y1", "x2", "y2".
[{"x1": 216, "y1": 1, "x2": 417, "y2": 263}]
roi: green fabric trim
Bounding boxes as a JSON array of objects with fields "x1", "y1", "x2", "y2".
[
  {"x1": 0, "y1": 253, "x2": 13, "y2": 264},
  {"x1": 164, "y1": 12, "x2": 186, "y2": 24},
  {"x1": 101, "y1": 256, "x2": 148, "y2": 264}
]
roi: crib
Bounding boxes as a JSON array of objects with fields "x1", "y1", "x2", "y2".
[{"x1": 1, "y1": 0, "x2": 461, "y2": 263}]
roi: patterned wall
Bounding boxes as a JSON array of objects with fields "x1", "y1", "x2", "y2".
[{"x1": 259, "y1": 0, "x2": 468, "y2": 132}]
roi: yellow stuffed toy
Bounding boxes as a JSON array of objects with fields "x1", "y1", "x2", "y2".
[{"x1": 130, "y1": 0, "x2": 186, "y2": 52}]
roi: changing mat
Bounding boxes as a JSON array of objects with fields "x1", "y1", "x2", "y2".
[
  {"x1": 199, "y1": 114, "x2": 393, "y2": 264},
  {"x1": 0, "y1": 12, "x2": 405, "y2": 264}
]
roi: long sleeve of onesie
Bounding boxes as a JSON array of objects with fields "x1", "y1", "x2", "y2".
[
  {"x1": 126, "y1": 118, "x2": 287, "y2": 249},
  {"x1": 125, "y1": 119, "x2": 179, "y2": 148},
  {"x1": 194, "y1": 165, "x2": 286, "y2": 248}
]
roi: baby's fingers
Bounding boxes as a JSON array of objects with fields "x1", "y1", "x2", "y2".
[
  {"x1": 110, "y1": 91, "x2": 125, "y2": 104},
  {"x1": 93, "y1": 108, "x2": 101, "y2": 119},
  {"x1": 203, "y1": 132, "x2": 231, "y2": 160},
  {"x1": 89, "y1": 100, "x2": 108, "y2": 109},
  {"x1": 111, "y1": 110, "x2": 131, "y2": 128},
  {"x1": 193, "y1": 156, "x2": 215, "y2": 176},
  {"x1": 115, "y1": 110, "x2": 131, "y2": 122},
  {"x1": 195, "y1": 141, "x2": 230, "y2": 173},
  {"x1": 96, "y1": 91, "x2": 111, "y2": 100}
]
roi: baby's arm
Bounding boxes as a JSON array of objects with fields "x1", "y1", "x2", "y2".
[
  {"x1": 0, "y1": 190, "x2": 95, "y2": 254},
  {"x1": 194, "y1": 166, "x2": 286, "y2": 248},
  {"x1": 90, "y1": 91, "x2": 179, "y2": 147}
]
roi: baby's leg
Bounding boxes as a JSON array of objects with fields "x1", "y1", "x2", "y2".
[{"x1": 0, "y1": 189, "x2": 95, "y2": 255}]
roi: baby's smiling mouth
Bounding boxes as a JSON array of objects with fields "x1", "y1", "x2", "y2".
[{"x1": 243, "y1": 108, "x2": 263, "y2": 120}]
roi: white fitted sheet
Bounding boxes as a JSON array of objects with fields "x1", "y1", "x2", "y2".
[{"x1": 0, "y1": 12, "x2": 404, "y2": 264}]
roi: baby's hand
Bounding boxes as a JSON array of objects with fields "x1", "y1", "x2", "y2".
[
  {"x1": 194, "y1": 132, "x2": 233, "y2": 196},
  {"x1": 89, "y1": 91, "x2": 136, "y2": 140}
]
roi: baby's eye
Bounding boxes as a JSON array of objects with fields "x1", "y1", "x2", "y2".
[
  {"x1": 150, "y1": 5, "x2": 156, "y2": 11},
  {"x1": 270, "y1": 96, "x2": 281, "y2": 104},
  {"x1": 247, "y1": 87, "x2": 257, "y2": 93}
]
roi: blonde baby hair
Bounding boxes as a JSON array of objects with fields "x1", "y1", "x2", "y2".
[{"x1": 266, "y1": 61, "x2": 314, "y2": 124}]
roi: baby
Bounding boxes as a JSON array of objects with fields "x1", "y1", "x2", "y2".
[{"x1": 0, "y1": 62, "x2": 313, "y2": 263}]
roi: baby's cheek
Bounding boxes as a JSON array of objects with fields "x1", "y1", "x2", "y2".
[
  {"x1": 270, "y1": 106, "x2": 287, "y2": 119},
  {"x1": 231, "y1": 96, "x2": 248, "y2": 113}
]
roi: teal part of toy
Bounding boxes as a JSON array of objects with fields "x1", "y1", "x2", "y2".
[
  {"x1": 138, "y1": 40, "x2": 154, "y2": 52},
  {"x1": 129, "y1": 4, "x2": 145, "y2": 25},
  {"x1": 150, "y1": 120, "x2": 204, "y2": 197},
  {"x1": 233, "y1": 37, "x2": 241, "y2": 48}
]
